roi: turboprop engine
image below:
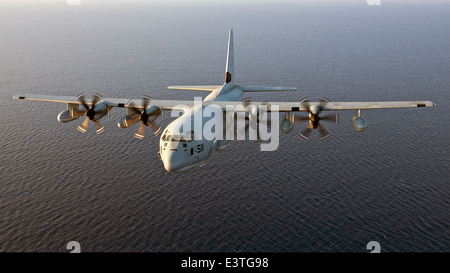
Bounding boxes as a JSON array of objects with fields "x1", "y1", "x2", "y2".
[
  {"x1": 242, "y1": 98, "x2": 272, "y2": 130},
  {"x1": 117, "y1": 96, "x2": 163, "y2": 139},
  {"x1": 297, "y1": 97, "x2": 339, "y2": 140},
  {"x1": 57, "y1": 93, "x2": 109, "y2": 134},
  {"x1": 118, "y1": 105, "x2": 162, "y2": 128}
]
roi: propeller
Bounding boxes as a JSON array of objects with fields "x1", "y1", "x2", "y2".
[
  {"x1": 297, "y1": 97, "x2": 339, "y2": 140},
  {"x1": 232, "y1": 97, "x2": 252, "y2": 138},
  {"x1": 254, "y1": 101, "x2": 273, "y2": 142},
  {"x1": 127, "y1": 95, "x2": 163, "y2": 139},
  {"x1": 235, "y1": 98, "x2": 272, "y2": 141},
  {"x1": 76, "y1": 93, "x2": 105, "y2": 134}
]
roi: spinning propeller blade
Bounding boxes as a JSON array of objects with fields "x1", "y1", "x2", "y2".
[
  {"x1": 76, "y1": 93, "x2": 105, "y2": 134},
  {"x1": 296, "y1": 97, "x2": 338, "y2": 140},
  {"x1": 127, "y1": 95, "x2": 163, "y2": 139}
]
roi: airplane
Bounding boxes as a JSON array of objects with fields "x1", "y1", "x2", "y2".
[{"x1": 13, "y1": 28, "x2": 435, "y2": 173}]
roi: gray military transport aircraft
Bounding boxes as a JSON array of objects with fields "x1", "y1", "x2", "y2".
[{"x1": 13, "y1": 28, "x2": 435, "y2": 173}]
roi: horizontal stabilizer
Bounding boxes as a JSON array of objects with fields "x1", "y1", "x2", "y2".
[
  {"x1": 167, "y1": 85, "x2": 222, "y2": 91},
  {"x1": 239, "y1": 86, "x2": 297, "y2": 92}
]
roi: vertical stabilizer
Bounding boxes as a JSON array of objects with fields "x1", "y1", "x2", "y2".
[{"x1": 225, "y1": 28, "x2": 234, "y2": 86}]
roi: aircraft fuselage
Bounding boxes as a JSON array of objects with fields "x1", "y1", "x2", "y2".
[{"x1": 159, "y1": 87, "x2": 243, "y2": 172}]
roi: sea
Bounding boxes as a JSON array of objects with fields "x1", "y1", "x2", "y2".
[{"x1": 0, "y1": 0, "x2": 448, "y2": 252}]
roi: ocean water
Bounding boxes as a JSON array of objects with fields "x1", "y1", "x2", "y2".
[{"x1": 0, "y1": 0, "x2": 448, "y2": 252}]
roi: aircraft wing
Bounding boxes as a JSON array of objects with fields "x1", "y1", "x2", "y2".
[
  {"x1": 312, "y1": 101, "x2": 436, "y2": 110},
  {"x1": 13, "y1": 94, "x2": 435, "y2": 112},
  {"x1": 202, "y1": 100, "x2": 436, "y2": 111},
  {"x1": 12, "y1": 94, "x2": 195, "y2": 111}
]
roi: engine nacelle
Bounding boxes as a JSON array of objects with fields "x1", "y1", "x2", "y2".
[
  {"x1": 352, "y1": 115, "x2": 367, "y2": 132},
  {"x1": 117, "y1": 114, "x2": 140, "y2": 128},
  {"x1": 58, "y1": 110, "x2": 77, "y2": 123},
  {"x1": 57, "y1": 108, "x2": 84, "y2": 123},
  {"x1": 280, "y1": 112, "x2": 294, "y2": 134}
]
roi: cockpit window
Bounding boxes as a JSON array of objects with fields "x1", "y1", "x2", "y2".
[
  {"x1": 163, "y1": 130, "x2": 197, "y2": 142},
  {"x1": 161, "y1": 130, "x2": 168, "y2": 141},
  {"x1": 166, "y1": 135, "x2": 183, "y2": 142},
  {"x1": 165, "y1": 135, "x2": 189, "y2": 142}
]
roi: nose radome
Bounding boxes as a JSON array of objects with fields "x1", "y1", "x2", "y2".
[
  {"x1": 163, "y1": 150, "x2": 184, "y2": 172},
  {"x1": 164, "y1": 160, "x2": 180, "y2": 172},
  {"x1": 164, "y1": 162, "x2": 175, "y2": 172}
]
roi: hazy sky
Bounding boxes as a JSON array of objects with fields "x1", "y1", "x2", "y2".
[
  {"x1": 0, "y1": 0, "x2": 441, "y2": 4},
  {"x1": 0, "y1": 0, "x2": 445, "y2": 9}
]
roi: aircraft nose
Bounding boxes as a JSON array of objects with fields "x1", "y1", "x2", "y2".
[{"x1": 162, "y1": 150, "x2": 184, "y2": 173}]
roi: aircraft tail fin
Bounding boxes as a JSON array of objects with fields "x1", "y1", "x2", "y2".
[{"x1": 224, "y1": 27, "x2": 234, "y2": 86}]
